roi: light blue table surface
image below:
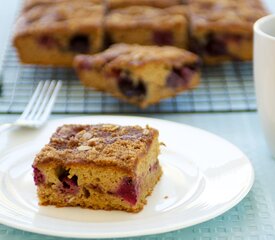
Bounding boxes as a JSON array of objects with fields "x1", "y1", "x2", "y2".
[
  {"x1": 1, "y1": 1, "x2": 275, "y2": 240},
  {"x1": 1, "y1": 113, "x2": 275, "y2": 240}
]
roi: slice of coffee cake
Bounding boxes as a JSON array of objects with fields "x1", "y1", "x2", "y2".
[
  {"x1": 74, "y1": 44, "x2": 201, "y2": 108},
  {"x1": 33, "y1": 124, "x2": 162, "y2": 213}
]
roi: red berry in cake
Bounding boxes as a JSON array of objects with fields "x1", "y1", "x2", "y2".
[
  {"x1": 116, "y1": 177, "x2": 138, "y2": 205},
  {"x1": 33, "y1": 167, "x2": 45, "y2": 186},
  {"x1": 153, "y1": 31, "x2": 174, "y2": 46},
  {"x1": 205, "y1": 34, "x2": 227, "y2": 56},
  {"x1": 69, "y1": 34, "x2": 90, "y2": 53},
  {"x1": 60, "y1": 176, "x2": 79, "y2": 195},
  {"x1": 37, "y1": 35, "x2": 58, "y2": 49},
  {"x1": 118, "y1": 74, "x2": 146, "y2": 99}
]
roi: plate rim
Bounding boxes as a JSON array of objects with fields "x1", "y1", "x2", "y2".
[{"x1": 0, "y1": 115, "x2": 255, "y2": 239}]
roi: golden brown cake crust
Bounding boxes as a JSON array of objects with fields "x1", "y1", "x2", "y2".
[
  {"x1": 23, "y1": 0, "x2": 103, "y2": 11},
  {"x1": 14, "y1": 2, "x2": 104, "y2": 38},
  {"x1": 106, "y1": 5, "x2": 187, "y2": 31},
  {"x1": 189, "y1": 0, "x2": 268, "y2": 35},
  {"x1": 107, "y1": 0, "x2": 182, "y2": 9},
  {"x1": 75, "y1": 43, "x2": 199, "y2": 69},
  {"x1": 33, "y1": 124, "x2": 159, "y2": 173}
]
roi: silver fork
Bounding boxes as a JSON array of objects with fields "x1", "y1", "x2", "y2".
[{"x1": 0, "y1": 80, "x2": 62, "y2": 132}]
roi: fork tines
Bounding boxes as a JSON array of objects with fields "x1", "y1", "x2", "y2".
[{"x1": 17, "y1": 80, "x2": 62, "y2": 127}]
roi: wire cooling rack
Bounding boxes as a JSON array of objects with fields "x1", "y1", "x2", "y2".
[{"x1": 0, "y1": 46, "x2": 256, "y2": 114}]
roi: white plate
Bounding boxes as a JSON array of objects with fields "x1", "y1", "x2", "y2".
[{"x1": 0, "y1": 116, "x2": 254, "y2": 239}]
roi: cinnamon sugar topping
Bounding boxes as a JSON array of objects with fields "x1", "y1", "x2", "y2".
[
  {"x1": 33, "y1": 124, "x2": 159, "y2": 172},
  {"x1": 77, "y1": 145, "x2": 93, "y2": 151},
  {"x1": 75, "y1": 43, "x2": 199, "y2": 70}
]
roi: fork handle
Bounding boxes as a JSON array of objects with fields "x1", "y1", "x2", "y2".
[{"x1": 0, "y1": 123, "x2": 14, "y2": 133}]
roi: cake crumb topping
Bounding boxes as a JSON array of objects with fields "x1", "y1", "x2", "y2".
[
  {"x1": 33, "y1": 124, "x2": 159, "y2": 172},
  {"x1": 75, "y1": 43, "x2": 199, "y2": 70}
]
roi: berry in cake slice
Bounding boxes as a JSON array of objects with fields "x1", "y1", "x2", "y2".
[
  {"x1": 105, "y1": 5, "x2": 188, "y2": 48},
  {"x1": 13, "y1": 1, "x2": 104, "y2": 66},
  {"x1": 33, "y1": 124, "x2": 162, "y2": 213},
  {"x1": 188, "y1": 0, "x2": 267, "y2": 64},
  {"x1": 74, "y1": 44, "x2": 201, "y2": 108}
]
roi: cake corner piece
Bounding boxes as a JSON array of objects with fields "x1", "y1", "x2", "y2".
[
  {"x1": 188, "y1": 0, "x2": 268, "y2": 64},
  {"x1": 13, "y1": 1, "x2": 104, "y2": 66},
  {"x1": 33, "y1": 124, "x2": 162, "y2": 213}
]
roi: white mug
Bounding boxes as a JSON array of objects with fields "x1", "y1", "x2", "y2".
[{"x1": 254, "y1": 14, "x2": 275, "y2": 157}]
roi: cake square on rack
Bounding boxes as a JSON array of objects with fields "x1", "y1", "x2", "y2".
[
  {"x1": 14, "y1": 1, "x2": 104, "y2": 66},
  {"x1": 74, "y1": 44, "x2": 201, "y2": 108},
  {"x1": 188, "y1": 0, "x2": 268, "y2": 64},
  {"x1": 105, "y1": 5, "x2": 188, "y2": 48}
]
